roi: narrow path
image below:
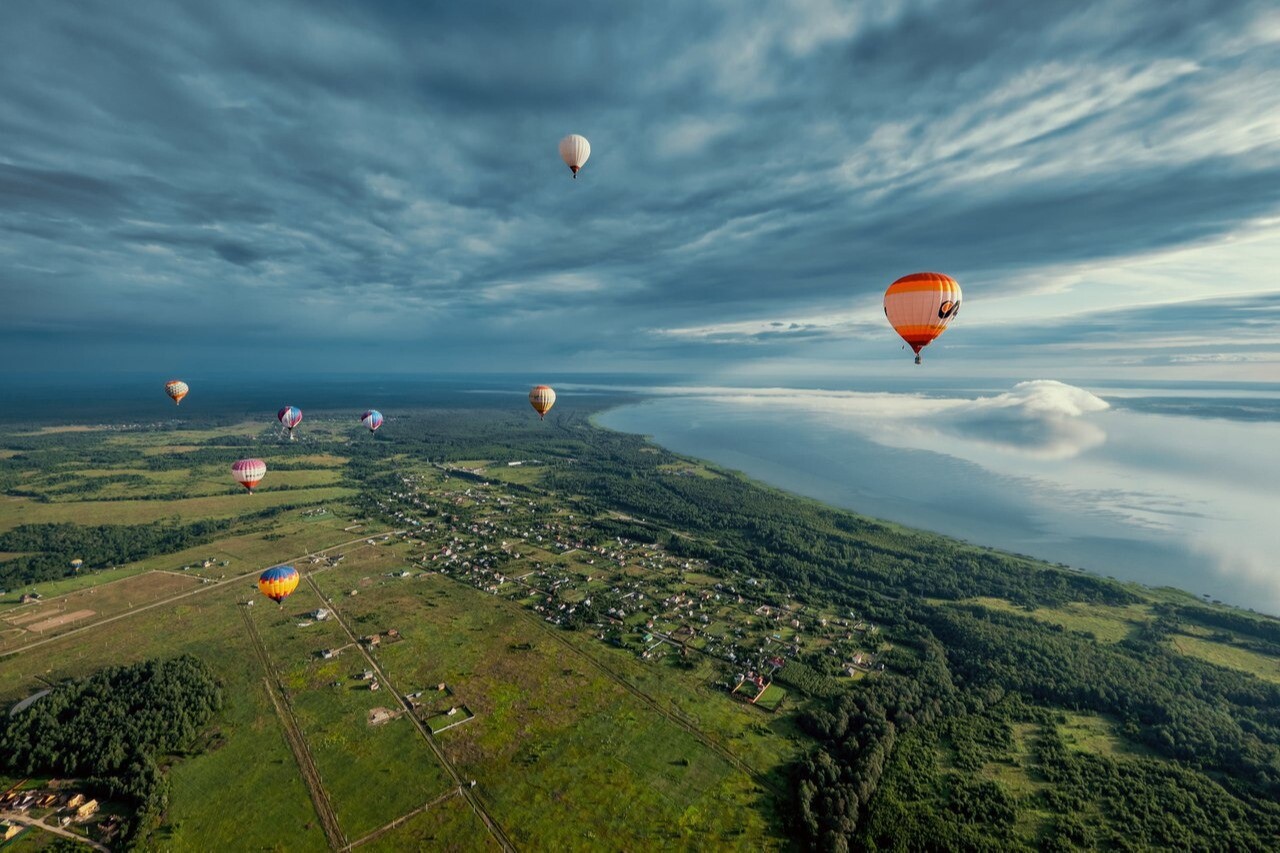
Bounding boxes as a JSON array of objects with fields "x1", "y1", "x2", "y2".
[
  {"x1": 239, "y1": 606, "x2": 347, "y2": 851},
  {"x1": 2, "y1": 532, "x2": 391, "y2": 658},
  {"x1": 302, "y1": 574, "x2": 517, "y2": 853},
  {"x1": 342, "y1": 788, "x2": 461, "y2": 851},
  {"x1": 0, "y1": 812, "x2": 110, "y2": 852}
]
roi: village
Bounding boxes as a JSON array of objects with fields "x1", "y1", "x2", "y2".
[
  {"x1": 1, "y1": 779, "x2": 118, "y2": 849},
  {"x1": 363, "y1": 462, "x2": 889, "y2": 712}
]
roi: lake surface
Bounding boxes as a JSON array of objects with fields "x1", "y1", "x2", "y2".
[{"x1": 597, "y1": 380, "x2": 1280, "y2": 615}]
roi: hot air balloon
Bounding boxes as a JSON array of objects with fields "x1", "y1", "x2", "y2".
[
  {"x1": 559, "y1": 134, "x2": 590, "y2": 178},
  {"x1": 70, "y1": 558, "x2": 83, "y2": 571},
  {"x1": 529, "y1": 385, "x2": 556, "y2": 420},
  {"x1": 278, "y1": 406, "x2": 303, "y2": 440},
  {"x1": 360, "y1": 410, "x2": 384, "y2": 433},
  {"x1": 233, "y1": 458, "x2": 267, "y2": 493},
  {"x1": 258, "y1": 565, "x2": 299, "y2": 604},
  {"x1": 165, "y1": 380, "x2": 189, "y2": 406},
  {"x1": 883, "y1": 272, "x2": 962, "y2": 364}
]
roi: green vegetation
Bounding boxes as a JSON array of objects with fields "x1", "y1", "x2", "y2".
[
  {"x1": 2, "y1": 406, "x2": 1278, "y2": 850},
  {"x1": 0, "y1": 656, "x2": 222, "y2": 847}
]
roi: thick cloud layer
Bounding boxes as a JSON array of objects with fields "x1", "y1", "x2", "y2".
[{"x1": 1, "y1": 1, "x2": 1278, "y2": 375}]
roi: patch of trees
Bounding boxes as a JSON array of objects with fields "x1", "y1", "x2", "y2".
[{"x1": 0, "y1": 656, "x2": 222, "y2": 847}]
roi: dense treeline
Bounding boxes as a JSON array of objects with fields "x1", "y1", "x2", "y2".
[{"x1": 0, "y1": 656, "x2": 222, "y2": 847}]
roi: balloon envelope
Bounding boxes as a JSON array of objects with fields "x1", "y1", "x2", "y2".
[
  {"x1": 259, "y1": 565, "x2": 299, "y2": 603},
  {"x1": 232, "y1": 458, "x2": 267, "y2": 492},
  {"x1": 529, "y1": 385, "x2": 557, "y2": 419},
  {"x1": 360, "y1": 410, "x2": 384, "y2": 432},
  {"x1": 277, "y1": 406, "x2": 303, "y2": 429},
  {"x1": 883, "y1": 272, "x2": 962, "y2": 363},
  {"x1": 165, "y1": 380, "x2": 189, "y2": 405},
  {"x1": 559, "y1": 134, "x2": 590, "y2": 176}
]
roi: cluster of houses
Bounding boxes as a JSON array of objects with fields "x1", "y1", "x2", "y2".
[
  {"x1": 366, "y1": 465, "x2": 889, "y2": 701},
  {"x1": 0, "y1": 786, "x2": 113, "y2": 838}
]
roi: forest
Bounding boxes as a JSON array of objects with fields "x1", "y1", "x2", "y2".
[{"x1": 0, "y1": 656, "x2": 223, "y2": 847}]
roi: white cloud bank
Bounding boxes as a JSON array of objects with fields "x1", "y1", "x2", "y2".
[{"x1": 626, "y1": 379, "x2": 1111, "y2": 459}]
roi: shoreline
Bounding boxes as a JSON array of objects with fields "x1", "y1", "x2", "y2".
[{"x1": 587, "y1": 404, "x2": 1276, "y2": 620}]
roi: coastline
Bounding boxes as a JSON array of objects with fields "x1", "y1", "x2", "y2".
[{"x1": 587, "y1": 404, "x2": 1271, "y2": 619}]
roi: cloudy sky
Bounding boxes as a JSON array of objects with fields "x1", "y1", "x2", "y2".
[{"x1": 2, "y1": 0, "x2": 1278, "y2": 380}]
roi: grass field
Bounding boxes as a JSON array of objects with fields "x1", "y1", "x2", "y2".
[
  {"x1": 307, "y1": 568, "x2": 789, "y2": 849},
  {"x1": 1171, "y1": 633, "x2": 1280, "y2": 683},
  {"x1": 0, "y1": 487, "x2": 356, "y2": 533},
  {"x1": 0, "y1": 582, "x2": 329, "y2": 852},
  {"x1": 963, "y1": 597, "x2": 1151, "y2": 643}
]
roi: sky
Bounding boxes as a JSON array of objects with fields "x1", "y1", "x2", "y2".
[{"x1": 2, "y1": 0, "x2": 1279, "y2": 381}]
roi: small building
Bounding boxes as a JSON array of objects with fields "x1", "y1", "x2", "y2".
[
  {"x1": 361, "y1": 635, "x2": 381, "y2": 647},
  {"x1": 66, "y1": 794, "x2": 86, "y2": 809},
  {"x1": 19, "y1": 593, "x2": 41, "y2": 604},
  {"x1": 309, "y1": 608, "x2": 330, "y2": 621},
  {"x1": 76, "y1": 799, "x2": 99, "y2": 819},
  {"x1": 369, "y1": 680, "x2": 380, "y2": 692},
  {"x1": 357, "y1": 670, "x2": 374, "y2": 681},
  {"x1": 386, "y1": 628, "x2": 401, "y2": 640}
]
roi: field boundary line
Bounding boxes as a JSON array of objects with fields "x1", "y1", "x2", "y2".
[
  {"x1": 301, "y1": 574, "x2": 517, "y2": 853},
  {"x1": 1, "y1": 532, "x2": 391, "y2": 658},
  {"x1": 343, "y1": 788, "x2": 461, "y2": 850},
  {"x1": 240, "y1": 606, "x2": 347, "y2": 850}
]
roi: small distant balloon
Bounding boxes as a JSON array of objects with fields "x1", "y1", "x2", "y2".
[
  {"x1": 258, "y1": 565, "x2": 299, "y2": 604},
  {"x1": 233, "y1": 458, "x2": 267, "y2": 493},
  {"x1": 360, "y1": 410, "x2": 384, "y2": 432},
  {"x1": 165, "y1": 380, "x2": 189, "y2": 405},
  {"x1": 559, "y1": 134, "x2": 590, "y2": 179},
  {"x1": 278, "y1": 406, "x2": 303, "y2": 440},
  {"x1": 529, "y1": 385, "x2": 557, "y2": 420},
  {"x1": 883, "y1": 272, "x2": 962, "y2": 364},
  {"x1": 70, "y1": 558, "x2": 83, "y2": 571}
]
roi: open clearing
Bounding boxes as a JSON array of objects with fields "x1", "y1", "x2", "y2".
[{"x1": 0, "y1": 487, "x2": 356, "y2": 532}]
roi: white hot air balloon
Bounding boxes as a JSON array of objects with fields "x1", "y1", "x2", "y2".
[{"x1": 559, "y1": 134, "x2": 591, "y2": 179}]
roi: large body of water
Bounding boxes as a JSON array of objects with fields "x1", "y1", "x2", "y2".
[{"x1": 597, "y1": 380, "x2": 1280, "y2": 616}]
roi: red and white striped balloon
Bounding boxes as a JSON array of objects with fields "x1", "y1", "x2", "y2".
[{"x1": 232, "y1": 458, "x2": 267, "y2": 492}]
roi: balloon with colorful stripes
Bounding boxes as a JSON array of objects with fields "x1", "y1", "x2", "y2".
[
  {"x1": 232, "y1": 458, "x2": 267, "y2": 492},
  {"x1": 277, "y1": 405, "x2": 303, "y2": 439},
  {"x1": 360, "y1": 410, "x2": 384, "y2": 432},
  {"x1": 883, "y1": 272, "x2": 962, "y2": 364},
  {"x1": 258, "y1": 565, "x2": 299, "y2": 604},
  {"x1": 529, "y1": 385, "x2": 556, "y2": 420}
]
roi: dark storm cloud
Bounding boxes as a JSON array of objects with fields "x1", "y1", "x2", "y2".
[{"x1": 0, "y1": 0, "x2": 1277, "y2": 373}]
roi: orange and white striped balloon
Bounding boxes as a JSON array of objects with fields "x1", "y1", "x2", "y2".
[
  {"x1": 164, "y1": 379, "x2": 189, "y2": 405},
  {"x1": 559, "y1": 134, "x2": 590, "y2": 178},
  {"x1": 529, "y1": 385, "x2": 557, "y2": 419},
  {"x1": 883, "y1": 272, "x2": 962, "y2": 364}
]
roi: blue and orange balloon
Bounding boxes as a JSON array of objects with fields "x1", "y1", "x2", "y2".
[
  {"x1": 258, "y1": 565, "x2": 300, "y2": 604},
  {"x1": 360, "y1": 410, "x2": 383, "y2": 432}
]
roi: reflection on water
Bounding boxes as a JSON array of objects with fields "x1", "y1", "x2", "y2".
[{"x1": 597, "y1": 387, "x2": 1280, "y2": 616}]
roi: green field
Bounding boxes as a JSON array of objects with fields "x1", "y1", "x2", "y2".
[
  {"x1": 0, "y1": 487, "x2": 355, "y2": 533},
  {"x1": 4, "y1": 410, "x2": 1279, "y2": 851}
]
